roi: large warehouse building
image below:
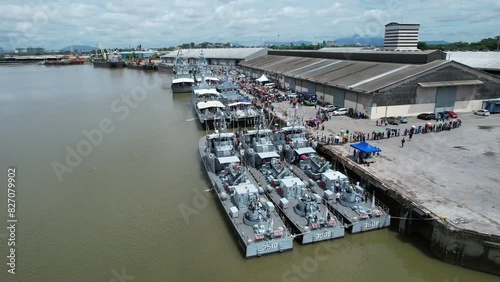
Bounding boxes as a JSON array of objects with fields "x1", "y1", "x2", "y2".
[
  {"x1": 239, "y1": 50, "x2": 500, "y2": 119},
  {"x1": 161, "y1": 48, "x2": 268, "y2": 66}
]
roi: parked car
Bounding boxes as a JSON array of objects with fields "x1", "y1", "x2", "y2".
[
  {"x1": 437, "y1": 112, "x2": 449, "y2": 119},
  {"x1": 398, "y1": 116, "x2": 408, "y2": 123},
  {"x1": 332, "y1": 108, "x2": 348, "y2": 116},
  {"x1": 386, "y1": 116, "x2": 400, "y2": 125},
  {"x1": 417, "y1": 113, "x2": 436, "y2": 120},
  {"x1": 444, "y1": 110, "x2": 458, "y2": 118},
  {"x1": 322, "y1": 105, "x2": 338, "y2": 112},
  {"x1": 475, "y1": 109, "x2": 490, "y2": 116}
]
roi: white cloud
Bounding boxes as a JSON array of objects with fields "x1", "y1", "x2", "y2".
[{"x1": 0, "y1": 0, "x2": 498, "y2": 50}]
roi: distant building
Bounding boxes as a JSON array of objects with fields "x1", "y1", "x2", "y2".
[
  {"x1": 383, "y1": 22, "x2": 420, "y2": 51},
  {"x1": 160, "y1": 48, "x2": 268, "y2": 66},
  {"x1": 15, "y1": 48, "x2": 27, "y2": 53},
  {"x1": 27, "y1": 47, "x2": 45, "y2": 53},
  {"x1": 0, "y1": 47, "x2": 3, "y2": 53},
  {"x1": 120, "y1": 50, "x2": 157, "y2": 59},
  {"x1": 325, "y1": 41, "x2": 336, "y2": 47}
]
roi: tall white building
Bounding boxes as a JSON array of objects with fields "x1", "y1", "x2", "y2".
[{"x1": 383, "y1": 22, "x2": 420, "y2": 51}]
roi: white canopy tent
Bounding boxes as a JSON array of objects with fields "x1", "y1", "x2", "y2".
[{"x1": 256, "y1": 74, "x2": 269, "y2": 82}]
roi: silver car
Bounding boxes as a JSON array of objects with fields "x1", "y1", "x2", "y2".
[
  {"x1": 333, "y1": 108, "x2": 348, "y2": 116},
  {"x1": 322, "y1": 105, "x2": 338, "y2": 112},
  {"x1": 398, "y1": 116, "x2": 408, "y2": 123},
  {"x1": 475, "y1": 109, "x2": 490, "y2": 116}
]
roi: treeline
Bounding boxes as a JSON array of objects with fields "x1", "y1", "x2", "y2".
[{"x1": 418, "y1": 36, "x2": 500, "y2": 51}]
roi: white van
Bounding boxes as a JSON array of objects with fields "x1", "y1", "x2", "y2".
[{"x1": 263, "y1": 83, "x2": 275, "y2": 89}]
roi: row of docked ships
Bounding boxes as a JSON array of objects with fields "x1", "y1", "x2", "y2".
[
  {"x1": 199, "y1": 114, "x2": 391, "y2": 257},
  {"x1": 185, "y1": 57, "x2": 391, "y2": 257},
  {"x1": 172, "y1": 50, "x2": 260, "y2": 129}
]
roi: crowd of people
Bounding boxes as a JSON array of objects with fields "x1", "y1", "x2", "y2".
[{"x1": 228, "y1": 74, "x2": 465, "y2": 155}]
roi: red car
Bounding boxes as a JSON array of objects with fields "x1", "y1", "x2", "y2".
[{"x1": 444, "y1": 110, "x2": 458, "y2": 118}]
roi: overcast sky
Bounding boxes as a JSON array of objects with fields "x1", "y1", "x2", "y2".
[{"x1": 1, "y1": 0, "x2": 499, "y2": 50}]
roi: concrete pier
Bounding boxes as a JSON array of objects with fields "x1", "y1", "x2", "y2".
[{"x1": 266, "y1": 101, "x2": 500, "y2": 275}]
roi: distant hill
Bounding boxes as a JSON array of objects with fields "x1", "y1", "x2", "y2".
[
  {"x1": 424, "y1": 40, "x2": 449, "y2": 45},
  {"x1": 60, "y1": 45, "x2": 97, "y2": 51}
]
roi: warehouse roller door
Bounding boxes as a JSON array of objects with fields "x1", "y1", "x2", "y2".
[
  {"x1": 435, "y1": 87, "x2": 456, "y2": 113},
  {"x1": 307, "y1": 82, "x2": 316, "y2": 94},
  {"x1": 288, "y1": 78, "x2": 296, "y2": 91},
  {"x1": 333, "y1": 88, "x2": 345, "y2": 107}
]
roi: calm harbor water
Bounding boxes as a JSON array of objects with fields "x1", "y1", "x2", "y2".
[{"x1": 0, "y1": 64, "x2": 497, "y2": 282}]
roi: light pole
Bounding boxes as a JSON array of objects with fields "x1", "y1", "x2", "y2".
[{"x1": 277, "y1": 34, "x2": 280, "y2": 50}]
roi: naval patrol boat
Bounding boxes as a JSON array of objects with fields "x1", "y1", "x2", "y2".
[
  {"x1": 265, "y1": 176, "x2": 344, "y2": 244},
  {"x1": 171, "y1": 50, "x2": 195, "y2": 93},
  {"x1": 318, "y1": 170, "x2": 391, "y2": 233},
  {"x1": 199, "y1": 128, "x2": 293, "y2": 257}
]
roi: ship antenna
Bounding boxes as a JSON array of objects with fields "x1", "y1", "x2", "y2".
[{"x1": 371, "y1": 190, "x2": 376, "y2": 209}]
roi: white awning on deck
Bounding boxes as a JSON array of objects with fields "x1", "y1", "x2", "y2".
[
  {"x1": 172, "y1": 78, "x2": 195, "y2": 83},
  {"x1": 295, "y1": 147, "x2": 316, "y2": 155},
  {"x1": 218, "y1": 156, "x2": 240, "y2": 164},
  {"x1": 197, "y1": 101, "x2": 225, "y2": 110},
  {"x1": 193, "y1": 88, "x2": 220, "y2": 95},
  {"x1": 228, "y1": 101, "x2": 252, "y2": 107},
  {"x1": 257, "y1": 151, "x2": 280, "y2": 159}
]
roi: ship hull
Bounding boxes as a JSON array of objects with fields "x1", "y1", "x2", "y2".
[
  {"x1": 126, "y1": 64, "x2": 158, "y2": 71},
  {"x1": 171, "y1": 84, "x2": 193, "y2": 93},
  {"x1": 93, "y1": 61, "x2": 127, "y2": 68},
  {"x1": 326, "y1": 200, "x2": 391, "y2": 233},
  {"x1": 158, "y1": 64, "x2": 173, "y2": 72},
  {"x1": 44, "y1": 61, "x2": 85, "y2": 66}
]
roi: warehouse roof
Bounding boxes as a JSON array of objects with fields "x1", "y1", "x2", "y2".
[
  {"x1": 268, "y1": 49, "x2": 445, "y2": 64},
  {"x1": 240, "y1": 55, "x2": 451, "y2": 93},
  {"x1": 161, "y1": 48, "x2": 268, "y2": 60},
  {"x1": 446, "y1": 51, "x2": 500, "y2": 71}
]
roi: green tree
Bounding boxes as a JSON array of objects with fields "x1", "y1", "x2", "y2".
[{"x1": 417, "y1": 41, "x2": 427, "y2": 50}]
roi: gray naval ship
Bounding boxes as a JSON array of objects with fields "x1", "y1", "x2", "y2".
[
  {"x1": 241, "y1": 123, "x2": 344, "y2": 244},
  {"x1": 199, "y1": 129, "x2": 293, "y2": 257},
  {"x1": 272, "y1": 122, "x2": 390, "y2": 233},
  {"x1": 264, "y1": 174, "x2": 345, "y2": 244},
  {"x1": 319, "y1": 170, "x2": 391, "y2": 233},
  {"x1": 171, "y1": 50, "x2": 195, "y2": 93},
  {"x1": 217, "y1": 75, "x2": 259, "y2": 128}
]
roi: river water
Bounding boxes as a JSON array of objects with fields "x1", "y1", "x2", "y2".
[{"x1": 0, "y1": 64, "x2": 496, "y2": 282}]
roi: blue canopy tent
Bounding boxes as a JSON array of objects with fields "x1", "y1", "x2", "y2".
[
  {"x1": 350, "y1": 142, "x2": 381, "y2": 164},
  {"x1": 350, "y1": 142, "x2": 381, "y2": 153}
]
